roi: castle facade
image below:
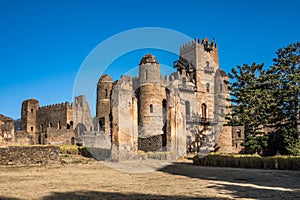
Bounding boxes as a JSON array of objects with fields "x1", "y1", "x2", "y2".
[{"x1": 1, "y1": 37, "x2": 244, "y2": 159}]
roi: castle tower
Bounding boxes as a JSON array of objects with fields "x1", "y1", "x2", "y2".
[
  {"x1": 96, "y1": 74, "x2": 113, "y2": 135},
  {"x1": 179, "y1": 38, "x2": 219, "y2": 120},
  {"x1": 20, "y1": 99, "x2": 39, "y2": 140},
  {"x1": 138, "y1": 54, "x2": 165, "y2": 148}
]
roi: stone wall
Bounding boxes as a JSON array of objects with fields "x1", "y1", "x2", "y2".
[
  {"x1": 37, "y1": 102, "x2": 73, "y2": 133},
  {"x1": 111, "y1": 76, "x2": 138, "y2": 160},
  {"x1": 80, "y1": 131, "x2": 111, "y2": 149},
  {"x1": 45, "y1": 128, "x2": 75, "y2": 145},
  {"x1": 0, "y1": 114, "x2": 15, "y2": 145},
  {"x1": 138, "y1": 135, "x2": 163, "y2": 152},
  {"x1": 96, "y1": 75, "x2": 112, "y2": 137},
  {"x1": 73, "y1": 95, "x2": 93, "y2": 133},
  {"x1": 20, "y1": 99, "x2": 39, "y2": 137},
  {"x1": 0, "y1": 145, "x2": 60, "y2": 165}
]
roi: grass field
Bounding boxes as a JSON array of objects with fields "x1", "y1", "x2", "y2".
[{"x1": 0, "y1": 155, "x2": 299, "y2": 199}]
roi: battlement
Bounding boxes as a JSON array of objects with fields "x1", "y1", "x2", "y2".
[
  {"x1": 38, "y1": 102, "x2": 71, "y2": 111},
  {"x1": 180, "y1": 37, "x2": 218, "y2": 53}
]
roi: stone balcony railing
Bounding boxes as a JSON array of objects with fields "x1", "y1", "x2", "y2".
[
  {"x1": 186, "y1": 117, "x2": 217, "y2": 125},
  {"x1": 178, "y1": 84, "x2": 196, "y2": 92}
]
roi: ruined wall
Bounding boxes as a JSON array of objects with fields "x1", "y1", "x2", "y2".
[
  {"x1": 138, "y1": 135, "x2": 163, "y2": 152},
  {"x1": 214, "y1": 69, "x2": 233, "y2": 153},
  {"x1": 0, "y1": 145, "x2": 60, "y2": 165},
  {"x1": 45, "y1": 128, "x2": 75, "y2": 145},
  {"x1": 37, "y1": 102, "x2": 73, "y2": 133},
  {"x1": 111, "y1": 76, "x2": 138, "y2": 160},
  {"x1": 96, "y1": 75, "x2": 112, "y2": 136},
  {"x1": 0, "y1": 114, "x2": 15, "y2": 145},
  {"x1": 80, "y1": 131, "x2": 111, "y2": 149},
  {"x1": 20, "y1": 99, "x2": 39, "y2": 139},
  {"x1": 73, "y1": 95, "x2": 93, "y2": 133},
  {"x1": 232, "y1": 126, "x2": 245, "y2": 153},
  {"x1": 166, "y1": 86, "x2": 186, "y2": 158}
]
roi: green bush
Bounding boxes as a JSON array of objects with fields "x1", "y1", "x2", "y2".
[{"x1": 193, "y1": 153, "x2": 300, "y2": 170}]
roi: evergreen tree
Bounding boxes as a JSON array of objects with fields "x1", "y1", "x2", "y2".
[
  {"x1": 226, "y1": 63, "x2": 270, "y2": 154},
  {"x1": 226, "y1": 42, "x2": 300, "y2": 155},
  {"x1": 266, "y1": 42, "x2": 300, "y2": 155}
]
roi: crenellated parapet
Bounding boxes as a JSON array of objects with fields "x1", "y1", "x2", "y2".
[
  {"x1": 180, "y1": 37, "x2": 218, "y2": 53},
  {"x1": 38, "y1": 102, "x2": 72, "y2": 112}
]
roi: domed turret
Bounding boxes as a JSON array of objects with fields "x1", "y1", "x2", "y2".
[
  {"x1": 139, "y1": 54, "x2": 159, "y2": 65},
  {"x1": 97, "y1": 74, "x2": 113, "y2": 84},
  {"x1": 139, "y1": 54, "x2": 161, "y2": 86}
]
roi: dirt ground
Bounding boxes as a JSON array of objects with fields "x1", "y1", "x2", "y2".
[{"x1": 0, "y1": 155, "x2": 299, "y2": 200}]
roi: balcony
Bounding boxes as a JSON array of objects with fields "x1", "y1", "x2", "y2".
[
  {"x1": 178, "y1": 84, "x2": 196, "y2": 92},
  {"x1": 186, "y1": 117, "x2": 217, "y2": 125}
]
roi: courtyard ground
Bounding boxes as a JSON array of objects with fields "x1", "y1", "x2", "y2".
[{"x1": 0, "y1": 155, "x2": 299, "y2": 200}]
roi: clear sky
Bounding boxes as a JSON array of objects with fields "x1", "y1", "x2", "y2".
[{"x1": 0, "y1": 0, "x2": 299, "y2": 119}]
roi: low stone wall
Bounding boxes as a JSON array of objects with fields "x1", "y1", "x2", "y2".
[
  {"x1": 138, "y1": 135, "x2": 163, "y2": 152},
  {"x1": 0, "y1": 145, "x2": 60, "y2": 165}
]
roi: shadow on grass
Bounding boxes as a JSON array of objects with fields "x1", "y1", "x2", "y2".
[
  {"x1": 158, "y1": 162, "x2": 300, "y2": 199},
  {"x1": 0, "y1": 191, "x2": 231, "y2": 200}
]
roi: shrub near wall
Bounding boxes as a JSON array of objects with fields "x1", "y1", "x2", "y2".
[{"x1": 193, "y1": 154, "x2": 300, "y2": 170}]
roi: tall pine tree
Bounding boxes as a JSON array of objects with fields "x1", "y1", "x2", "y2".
[
  {"x1": 226, "y1": 63, "x2": 270, "y2": 154},
  {"x1": 266, "y1": 42, "x2": 300, "y2": 155},
  {"x1": 227, "y1": 42, "x2": 300, "y2": 155}
]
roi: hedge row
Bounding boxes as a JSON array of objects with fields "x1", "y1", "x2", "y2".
[{"x1": 193, "y1": 154, "x2": 300, "y2": 170}]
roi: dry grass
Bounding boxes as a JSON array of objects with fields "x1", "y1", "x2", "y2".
[{"x1": 0, "y1": 155, "x2": 299, "y2": 199}]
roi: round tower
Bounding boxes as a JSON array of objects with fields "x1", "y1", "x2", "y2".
[
  {"x1": 21, "y1": 99, "x2": 39, "y2": 137},
  {"x1": 138, "y1": 54, "x2": 165, "y2": 138},
  {"x1": 96, "y1": 74, "x2": 112, "y2": 135}
]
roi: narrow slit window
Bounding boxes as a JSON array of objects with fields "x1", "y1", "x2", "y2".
[{"x1": 206, "y1": 83, "x2": 210, "y2": 92}]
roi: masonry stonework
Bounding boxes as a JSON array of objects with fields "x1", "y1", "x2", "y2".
[{"x1": 12, "y1": 37, "x2": 239, "y2": 160}]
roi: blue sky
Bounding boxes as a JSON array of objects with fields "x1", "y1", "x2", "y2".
[{"x1": 0, "y1": 0, "x2": 299, "y2": 119}]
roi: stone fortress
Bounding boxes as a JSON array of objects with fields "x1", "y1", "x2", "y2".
[{"x1": 0, "y1": 37, "x2": 244, "y2": 160}]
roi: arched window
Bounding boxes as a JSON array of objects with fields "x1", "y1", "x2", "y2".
[
  {"x1": 30, "y1": 126, "x2": 33, "y2": 131},
  {"x1": 31, "y1": 108, "x2": 33, "y2": 113},
  {"x1": 145, "y1": 70, "x2": 148, "y2": 80},
  {"x1": 58, "y1": 121, "x2": 61, "y2": 129},
  {"x1": 237, "y1": 129, "x2": 242, "y2": 138},
  {"x1": 202, "y1": 103, "x2": 207, "y2": 119},
  {"x1": 105, "y1": 89, "x2": 108, "y2": 98},
  {"x1": 162, "y1": 99, "x2": 167, "y2": 123},
  {"x1": 206, "y1": 83, "x2": 210, "y2": 92},
  {"x1": 150, "y1": 104, "x2": 153, "y2": 113},
  {"x1": 182, "y1": 77, "x2": 186, "y2": 88},
  {"x1": 185, "y1": 101, "x2": 190, "y2": 120},
  {"x1": 206, "y1": 61, "x2": 210, "y2": 67}
]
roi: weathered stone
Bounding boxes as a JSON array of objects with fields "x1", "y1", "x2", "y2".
[{"x1": 0, "y1": 146, "x2": 59, "y2": 165}]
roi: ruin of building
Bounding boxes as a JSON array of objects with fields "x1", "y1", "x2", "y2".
[{"x1": 10, "y1": 37, "x2": 245, "y2": 159}]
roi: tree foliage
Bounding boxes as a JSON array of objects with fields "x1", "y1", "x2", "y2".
[{"x1": 226, "y1": 42, "x2": 300, "y2": 155}]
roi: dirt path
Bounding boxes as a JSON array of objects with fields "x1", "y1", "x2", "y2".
[{"x1": 0, "y1": 157, "x2": 299, "y2": 199}]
